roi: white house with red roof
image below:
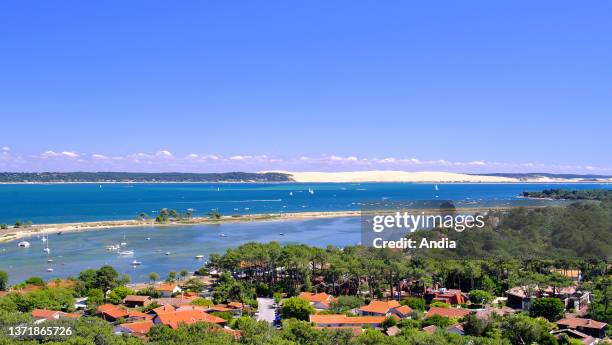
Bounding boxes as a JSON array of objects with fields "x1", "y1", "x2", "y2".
[{"x1": 298, "y1": 292, "x2": 337, "y2": 310}]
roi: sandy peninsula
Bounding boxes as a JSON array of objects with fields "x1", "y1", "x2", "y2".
[{"x1": 0, "y1": 211, "x2": 361, "y2": 243}]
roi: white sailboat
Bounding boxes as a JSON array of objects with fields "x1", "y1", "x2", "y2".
[
  {"x1": 434, "y1": 184, "x2": 439, "y2": 191},
  {"x1": 43, "y1": 237, "x2": 50, "y2": 254},
  {"x1": 308, "y1": 188, "x2": 314, "y2": 195}
]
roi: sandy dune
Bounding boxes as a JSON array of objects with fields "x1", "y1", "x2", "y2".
[{"x1": 275, "y1": 171, "x2": 612, "y2": 183}]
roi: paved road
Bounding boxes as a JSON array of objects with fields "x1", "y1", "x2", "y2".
[{"x1": 256, "y1": 297, "x2": 275, "y2": 323}]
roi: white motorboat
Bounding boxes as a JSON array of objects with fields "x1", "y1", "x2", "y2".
[
  {"x1": 219, "y1": 233, "x2": 226, "y2": 237},
  {"x1": 131, "y1": 260, "x2": 142, "y2": 266},
  {"x1": 195, "y1": 255, "x2": 204, "y2": 259},
  {"x1": 165, "y1": 252, "x2": 171, "y2": 255},
  {"x1": 17, "y1": 241, "x2": 30, "y2": 248},
  {"x1": 119, "y1": 250, "x2": 134, "y2": 256},
  {"x1": 46, "y1": 268, "x2": 54, "y2": 272}
]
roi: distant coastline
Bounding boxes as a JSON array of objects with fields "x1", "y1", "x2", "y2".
[{"x1": 1, "y1": 171, "x2": 611, "y2": 184}]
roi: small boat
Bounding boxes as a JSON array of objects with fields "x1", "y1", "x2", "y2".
[
  {"x1": 47, "y1": 259, "x2": 53, "y2": 263},
  {"x1": 131, "y1": 260, "x2": 142, "y2": 266},
  {"x1": 57, "y1": 232, "x2": 62, "y2": 235},
  {"x1": 219, "y1": 233, "x2": 226, "y2": 237},
  {"x1": 17, "y1": 241, "x2": 31, "y2": 248},
  {"x1": 106, "y1": 244, "x2": 120, "y2": 251},
  {"x1": 120, "y1": 242, "x2": 127, "y2": 246},
  {"x1": 434, "y1": 184, "x2": 439, "y2": 191},
  {"x1": 146, "y1": 237, "x2": 151, "y2": 241},
  {"x1": 165, "y1": 252, "x2": 171, "y2": 255},
  {"x1": 289, "y1": 192, "x2": 293, "y2": 196},
  {"x1": 46, "y1": 268, "x2": 54, "y2": 272},
  {"x1": 279, "y1": 233, "x2": 285, "y2": 236},
  {"x1": 119, "y1": 250, "x2": 134, "y2": 256},
  {"x1": 308, "y1": 188, "x2": 314, "y2": 195},
  {"x1": 195, "y1": 255, "x2": 204, "y2": 259},
  {"x1": 41, "y1": 236, "x2": 47, "y2": 243}
]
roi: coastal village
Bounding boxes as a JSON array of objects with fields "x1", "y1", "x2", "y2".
[{"x1": 1, "y1": 261, "x2": 609, "y2": 344}]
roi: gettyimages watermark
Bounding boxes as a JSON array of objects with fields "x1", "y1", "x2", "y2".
[
  {"x1": 362, "y1": 200, "x2": 487, "y2": 250},
  {"x1": 359, "y1": 199, "x2": 606, "y2": 260}
]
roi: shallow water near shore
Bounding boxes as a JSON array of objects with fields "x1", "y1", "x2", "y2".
[{"x1": 0, "y1": 217, "x2": 360, "y2": 284}]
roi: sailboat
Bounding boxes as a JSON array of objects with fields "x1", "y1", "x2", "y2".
[
  {"x1": 434, "y1": 184, "x2": 439, "y2": 191},
  {"x1": 120, "y1": 232, "x2": 127, "y2": 246},
  {"x1": 44, "y1": 237, "x2": 53, "y2": 272},
  {"x1": 43, "y1": 236, "x2": 50, "y2": 254},
  {"x1": 308, "y1": 188, "x2": 315, "y2": 195}
]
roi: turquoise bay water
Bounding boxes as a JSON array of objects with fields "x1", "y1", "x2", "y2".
[
  {"x1": 0, "y1": 182, "x2": 606, "y2": 224},
  {"x1": 0, "y1": 182, "x2": 608, "y2": 283}
]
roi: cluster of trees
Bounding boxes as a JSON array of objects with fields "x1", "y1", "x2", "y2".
[
  {"x1": 208, "y1": 241, "x2": 596, "y2": 301},
  {"x1": 0, "y1": 220, "x2": 33, "y2": 229},
  {"x1": 0, "y1": 172, "x2": 293, "y2": 183},
  {"x1": 521, "y1": 189, "x2": 612, "y2": 201},
  {"x1": 407, "y1": 200, "x2": 612, "y2": 261}
]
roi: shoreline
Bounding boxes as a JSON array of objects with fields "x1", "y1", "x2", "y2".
[{"x1": 0, "y1": 211, "x2": 362, "y2": 243}]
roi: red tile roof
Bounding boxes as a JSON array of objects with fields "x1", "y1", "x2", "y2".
[
  {"x1": 105, "y1": 308, "x2": 130, "y2": 319},
  {"x1": 557, "y1": 318, "x2": 607, "y2": 330},
  {"x1": 152, "y1": 304, "x2": 176, "y2": 315},
  {"x1": 32, "y1": 309, "x2": 62, "y2": 319},
  {"x1": 119, "y1": 320, "x2": 154, "y2": 335},
  {"x1": 127, "y1": 311, "x2": 153, "y2": 320},
  {"x1": 97, "y1": 304, "x2": 120, "y2": 314},
  {"x1": 155, "y1": 283, "x2": 178, "y2": 292},
  {"x1": 359, "y1": 300, "x2": 401, "y2": 314},
  {"x1": 63, "y1": 313, "x2": 82, "y2": 319},
  {"x1": 310, "y1": 314, "x2": 387, "y2": 325},
  {"x1": 299, "y1": 292, "x2": 336, "y2": 308},
  {"x1": 425, "y1": 307, "x2": 470, "y2": 319},
  {"x1": 227, "y1": 302, "x2": 244, "y2": 309},
  {"x1": 210, "y1": 305, "x2": 233, "y2": 312},
  {"x1": 393, "y1": 305, "x2": 412, "y2": 316},
  {"x1": 155, "y1": 310, "x2": 226, "y2": 329}
]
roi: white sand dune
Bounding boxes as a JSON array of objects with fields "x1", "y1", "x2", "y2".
[{"x1": 270, "y1": 171, "x2": 611, "y2": 183}]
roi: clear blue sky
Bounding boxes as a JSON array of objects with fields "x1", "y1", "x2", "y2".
[{"x1": 0, "y1": 1, "x2": 610, "y2": 173}]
